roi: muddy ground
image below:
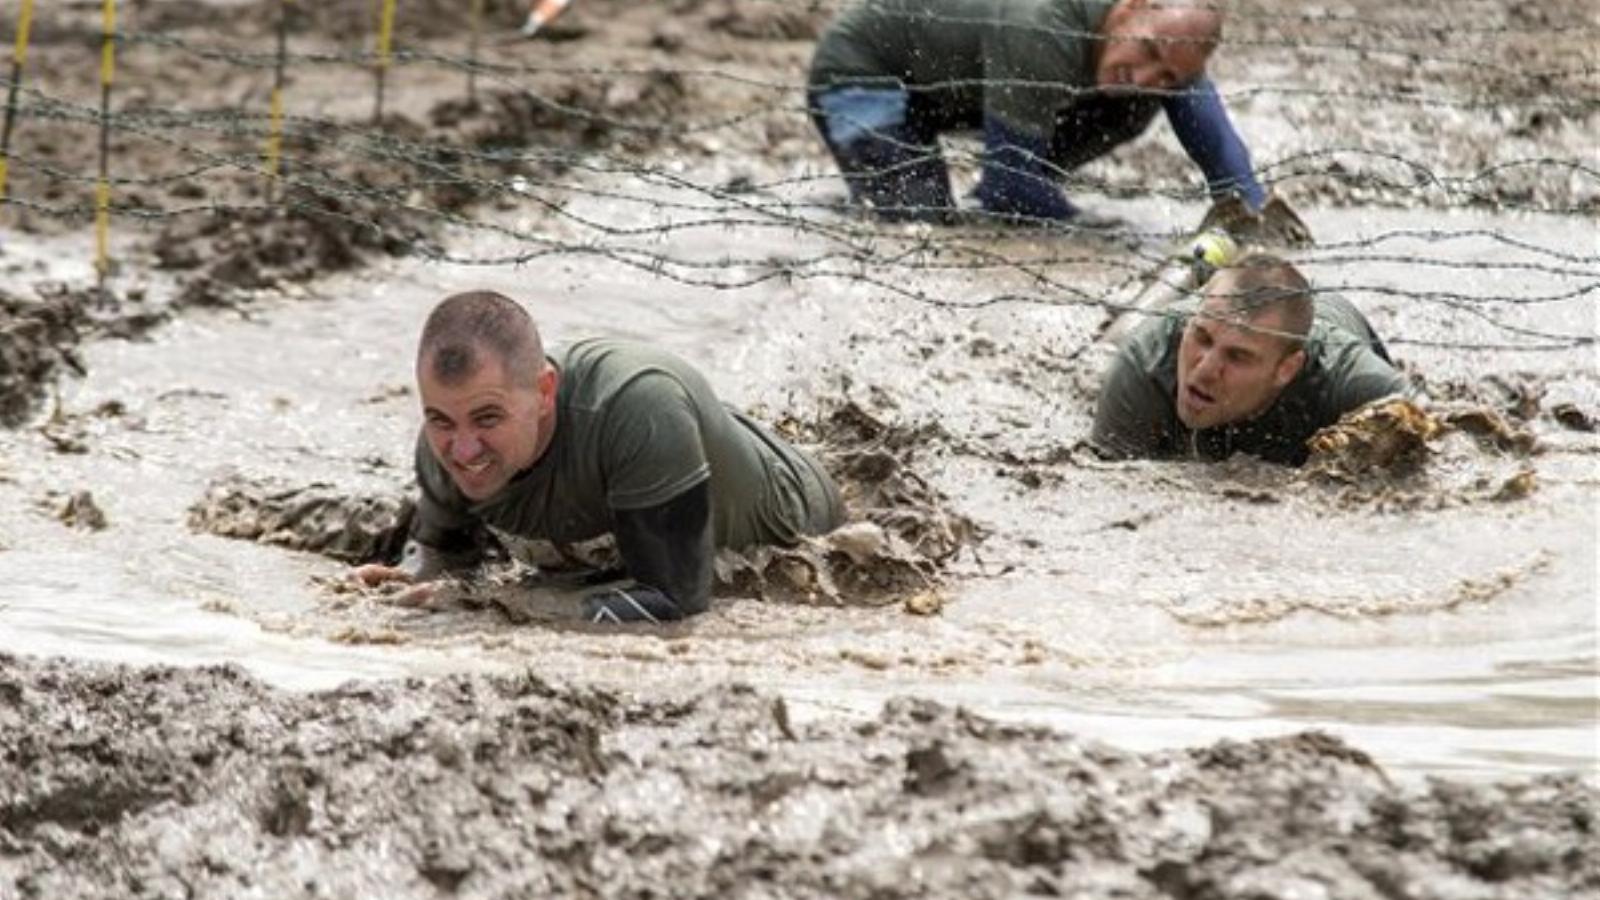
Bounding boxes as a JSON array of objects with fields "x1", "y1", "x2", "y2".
[
  {"x1": 0, "y1": 0, "x2": 1596, "y2": 895},
  {"x1": 2, "y1": 654, "x2": 1596, "y2": 900}
]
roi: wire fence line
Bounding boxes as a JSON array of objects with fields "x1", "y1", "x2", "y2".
[
  {"x1": 9, "y1": 83, "x2": 1596, "y2": 218},
  {"x1": 0, "y1": 8, "x2": 1594, "y2": 358}
]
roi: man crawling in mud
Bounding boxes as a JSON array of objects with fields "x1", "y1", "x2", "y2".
[
  {"x1": 1092, "y1": 253, "x2": 1409, "y2": 465},
  {"x1": 354, "y1": 290, "x2": 844, "y2": 623},
  {"x1": 808, "y1": 0, "x2": 1264, "y2": 224}
]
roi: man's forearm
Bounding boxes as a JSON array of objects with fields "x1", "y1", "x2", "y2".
[
  {"x1": 1164, "y1": 77, "x2": 1266, "y2": 209},
  {"x1": 583, "y1": 481, "x2": 714, "y2": 623}
]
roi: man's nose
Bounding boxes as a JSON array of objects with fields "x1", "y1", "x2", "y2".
[
  {"x1": 449, "y1": 433, "x2": 484, "y2": 463},
  {"x1": 1192, "y1": 349, "x2": 1223, "y2": 381}
]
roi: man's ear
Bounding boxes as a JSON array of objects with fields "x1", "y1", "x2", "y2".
[
  {"x1": 1274, "y1": 347, "x2": 1306, "y2": 389},
  {"x1": 537, "y1": 363, "x2": 559, "y2": 401}
]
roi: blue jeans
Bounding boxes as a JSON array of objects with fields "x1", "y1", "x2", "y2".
[{"x1": 810, "y1": 87, "x2": 956, "y2": 222}]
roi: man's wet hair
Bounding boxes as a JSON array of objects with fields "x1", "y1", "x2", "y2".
[
  {"x1": 1141, "y1": 0, "x2": 1225, "y2": 49},
  {"x1": 1208, "y1": 252, "x2": 1314, "y2": 346},
  {"x1": 418, "y1": 290, "x2": 544, "y2": 387}
]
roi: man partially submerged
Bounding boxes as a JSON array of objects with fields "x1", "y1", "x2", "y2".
[
  {"x1": 355, "y1": 291, "x2": 844, "y2": 623},
  {"x1": 1092, "y1": 253, "x2": 1409, "y2": 465}
]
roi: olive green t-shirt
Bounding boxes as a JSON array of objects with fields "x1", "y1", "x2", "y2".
[
  {"x1": 414, "y1": 339, "x2": 843, "y2": 551},
  {"x1": 809, "y1": 0, "x2": 1112, "y2": 143},
  {"x1": 1090, "y1": 295, "x2": 1409, "y2": 465}
]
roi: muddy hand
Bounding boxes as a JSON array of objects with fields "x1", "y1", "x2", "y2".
[
  {"x1": 351, "y1": 562, "x2": 413, "y2": 588},
  {"x1": 1259, "y1": 194, "x2": 1314, "y2": 247},
  {"x1": 349, "y1": 564, "x2": 441, "y2": 607}
]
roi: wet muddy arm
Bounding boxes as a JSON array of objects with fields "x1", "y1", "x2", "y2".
[
  {"x1": 582, "y1": 481, "x2": 714, "y2": 624},
  {"x1": 1163, "y1": 77, "x2": 1266, "y2": 210}
]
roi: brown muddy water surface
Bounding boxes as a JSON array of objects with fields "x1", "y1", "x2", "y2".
[
  {"x1": 1, "y1": 185, "x2": 1594, "y2": 783},
  {"x1": 0, "y1": 0, "x2": 1597, "y2": 894}
]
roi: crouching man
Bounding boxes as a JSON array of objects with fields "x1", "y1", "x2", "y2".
[
  {"x1": 1091, "y1": 253, "x2": 1408, "y2": 465},
  {"x1": 355, "y1": 290, "x2": 845, "y2": 623}
]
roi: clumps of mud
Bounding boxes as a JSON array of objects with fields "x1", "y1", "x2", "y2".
[
  {"x1": 1, "y1": 654, "x2": 1594, "y2": 900},
  {"x1": 1300, "y1": 398, "x2": 1539, "y2": 508},
  {"x1": 44, "y1": 490, "x2": 108, "y2": 532},
  {"x1": 0, "y1": 289, "x2": 84, "y2": 428},
  {"x1": 716, "y1": 521, "x2": 939, "y2": 608},
  {"x1": 154, "y1": 205, "x2": 382, "y2": 309},
  {"x1": 0, "y1": 285, "x2": 167, "y2": 428},
  {"x1": 187, "y1": 474, "x2": 413, "y2": 564},
  {"x1": 430, "y1": 76, "x2": 688, "y2": 158},
  {"x1": 723, "y1": 400, "x2": 980, "y2": 608},
  {"x1": 1305, "y1": 398, "x2": 1448, "y2": 480},
  {"x1": 700, "y1": 0, "x2": 830, "y2": 41}
]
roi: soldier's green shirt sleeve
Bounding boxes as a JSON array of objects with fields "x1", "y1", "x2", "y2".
[
  {"x1": 599, "y1": 374, "x2": 712, "y2": 511},
  {"x1": 1321, "y1": 338, "x2": 1410, "y2": 416},
  {"x1": 982, "y1": 2, "x2": 1091, "y2": 143},
  {"x1": 1091, "y1": 345, "x2": 1171, "y2": 459}
]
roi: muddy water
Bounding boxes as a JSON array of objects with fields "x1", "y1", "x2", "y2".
[{"x1": 0, "y1": 174, "x2": 1595, "y2": 782}]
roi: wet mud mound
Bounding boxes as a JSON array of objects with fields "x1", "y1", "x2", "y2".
[
  {"x1": 715, "y1": 520, "x2": 938, "y2": 609},
  {"x1": 699, "y1": 0, "x2": 830, "y2": 41},
  {"x1": 430, "y1": 73, "x2": 688, "y2": 157},
  {"x1": 187, "y1": 474, "x2": 413, "y2": 564},
  {"x1": 0, "y1": 289, "x2": 86, "y2": 428},
  {"x1": 154, "y1": 205, "x2": 381, "y2": 309},
  {"x1": 781, "y1": 401, "x2": 979, "y2": 563},
  {"x1": 0, "y1": 285, "x2": 169, "y2": 428},
  {"x1": 719, "y1": 400, "x2": 980, "y2": 608},
  {"x1": 253, "y1": 0, "x2": 531, "y2": 41},
  {"x1": 1301, "y1": 398, "x2": 1540, "y2": 508},
  {"x1": 1190, "y1": 398, "x2": 1543, "y2": 513},
  {"x1": 2, "y1": 655, "x2": 1595, "y2": 900}
]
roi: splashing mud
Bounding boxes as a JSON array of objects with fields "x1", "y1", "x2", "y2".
[
  {"x1": 0, "y1": 655, "x2": 1593, "y2": 900},
  {"x1": 1182, "y1": 398, "x2": 1549, "y2": 513},
  {"x1": 187, "y1": 474, "x2": 413, "y2": 565}
]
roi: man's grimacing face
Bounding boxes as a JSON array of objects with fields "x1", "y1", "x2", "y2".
[
  {"x1": 418, "y1": 348, "x2": 554, "y2": 501},
  {"x1": 1096, "y1": 2, "x2": 1215, "y2": 93},
  {"x1": 1174, "y1": 289, "x2": 1306, "y2": 431}
]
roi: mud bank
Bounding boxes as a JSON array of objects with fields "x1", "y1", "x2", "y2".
[{"x1": 1, "y1": 654, "x2": 1595, "y2": 900}]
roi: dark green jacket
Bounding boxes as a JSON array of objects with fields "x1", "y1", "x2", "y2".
[{"x1": 809, "y1": 0, "x2": 1114, "y2": 143}]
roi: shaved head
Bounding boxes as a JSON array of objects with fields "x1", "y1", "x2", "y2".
[
  {"x1": 1098, "y1": 0, "x2": 1225, "y2": 91},
  {"x1": 418, "y1": 290, "x2": 545, "y2": 388},
  {"x1": 1145, "y1": 0, "x2": 1224, "y2": 47},
  {"x1": 1208, "y1": 252, "x2": 1314, "y2": 348}
]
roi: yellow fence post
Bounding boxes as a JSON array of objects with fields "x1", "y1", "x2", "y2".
[
  {"x1": 265, "y1": 0, "x2": 292, "y2": 202},
  {"x1": 0, "y1": 0, "x2": 37, "y2": 202},
  {"x1": 95, "y1": 0, "x2": 117, "y2": 288},
  {"x1": 373, "y1": 0, "x2": 396, "y2": 125}
]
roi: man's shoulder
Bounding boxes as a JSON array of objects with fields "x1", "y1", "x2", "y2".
[
  {"x1": 557, "y1": 338, "x2": 706, "y2": 414},
  {"x1": 1117, "y1": 309, "x2": 1183, "y2": 375}
]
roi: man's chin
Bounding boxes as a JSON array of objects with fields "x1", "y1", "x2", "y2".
[
  {"x1": 451, "y1": 473, "x2": 503, "y2": 501},
  {"x1": 1176, "y1": 403, "x2": 1220, "y2": 430}
]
